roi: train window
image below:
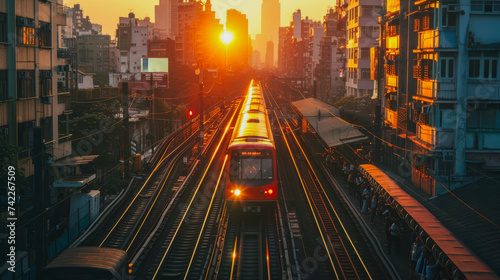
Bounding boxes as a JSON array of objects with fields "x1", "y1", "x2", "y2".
[
  {"x1": 262, "y1": 159, "x2": 273, "y2": 179},
  {"x1": 242, "y1": 158, "x2": 261, "y2": 179},
  {"x1": 229, "y1": 150, "x2": 273, "y2": 182}
]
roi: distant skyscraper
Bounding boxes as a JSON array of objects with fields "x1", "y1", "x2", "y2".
[
  {"x1": 226, "y1": 9, "x2": 249, "y2": 68},
  {"x1": 261, "y1": 0, "x2": 280, "y2": 66},
  {"x1": 293, "y1": 9, "x2": 302, "y2": 39},
  {"x1": 155, "y1": 0, "x2": 180, "y2": 37}
]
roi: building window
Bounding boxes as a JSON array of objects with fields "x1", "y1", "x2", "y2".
[
  {"x1": 0, "y1": 13, "x2": 6, "y2": 43},
  {"x1": 0, "y1": 70, "x2": 7, "y2": 101},
  {"x1": 16, "y1": 17, "x2": 36, "y2": 45},
  {"x1": 484, "y1": 58, "x2": 498, "y2": 79},
  {"x1": 39, "y1": 70, "x2": 52, "y2": 97},
  {"x1": 423, "y1": 15, "x2": 433, "y2": 30},
  {"x1": 441, "y1": 7, "x2": 457, "y2": 27},
  {"x1": 361, "y1": 68, "x2": 371, "y2": 79},
  {"x1": 469, "y1": 51, "x2": 499, "y2": 79},
  {"x1": 471, "y1": 0, "x2": 500, "y2": 13},
  {"x1": 40, "y1": 117, "x2": 53, "y2": 142},
  {"x1": 18, "y1": 121, "x2": 35, "y2": 157},
  {"x1": 440, "y1": 58, "x2": 454, "y2": 78},
  {"x1": 360, "y1": 48, "x2": 370, "y2": 59},
  {"x1": 469, "y1": 59, "x2": 481, "y2": 78},
  {"x1": 414, "y1": 18, "x2": 421, "y2": 32},
  {"x1": 17, "y1": 70, "x2": 35, "y2": 98},
  {"x1": 38, "y1": 22, "x2": 51, "y2": 47}
]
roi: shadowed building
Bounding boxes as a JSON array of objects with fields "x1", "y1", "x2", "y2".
[{"x1": 226, "y1": 9, "x2": 249, "y2": 69}]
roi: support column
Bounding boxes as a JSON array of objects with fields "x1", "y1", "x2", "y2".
[{"x1": 454, "y1": 1, "x2": 470, "y2": 177}]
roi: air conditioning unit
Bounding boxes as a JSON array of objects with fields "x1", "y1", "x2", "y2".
[
  {"x1": 41, "y1": 71, "x2": 53, "y2": 78},
  {"x1": 448, "y1": 5, "x2": 459, "y2": 12},
  {"x1": 18, "y1": 71, "x2": 28, "y2": 79}
]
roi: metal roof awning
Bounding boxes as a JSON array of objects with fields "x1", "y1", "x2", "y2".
[
  {"x1": 53, "y1": 174, "x2": 96, "y2": 188},
  {"x1": 50, "y1": 155, "x2": 98, "y2": 167},
  {"x1": 292, "y1": 98, "x2": 368, "y2": 147}
]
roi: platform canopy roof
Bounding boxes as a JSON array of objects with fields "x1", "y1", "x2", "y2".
[{"x1": 292, "y1": 98, "x2": 368, "y2": 147}]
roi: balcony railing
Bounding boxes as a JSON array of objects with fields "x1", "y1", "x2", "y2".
[
  {"x1": 416, "y1": 79, "x2": 457, "y2": 100},
  {"x1": 418, "y1": 30, "x2": 438, "y2": 50},
  {"x1": 386, "y1": 75, "x2": 398, "y2": 87},
  {"x1": 417, "y1": 124, "x2": 454, "y2": 149},
  {"x1": 385, "y1": 108, "x2": 398, "y2": 129}
]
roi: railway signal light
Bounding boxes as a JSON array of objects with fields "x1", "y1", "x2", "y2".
[{"x1": 188, "y1": 110, "x2": 194, "y2": 118}]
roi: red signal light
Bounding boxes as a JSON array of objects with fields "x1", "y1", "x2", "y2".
[{"x1": 188, "y1": 110, "x2": 194, "y2": 117}]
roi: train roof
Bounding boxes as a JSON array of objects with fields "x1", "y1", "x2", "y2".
[
  {"x1": 42, "y1": 247, "x2": 128, "y2": 278},
  {"x1": 230, "y1": 80, "x2": 273, "y2": 147}
]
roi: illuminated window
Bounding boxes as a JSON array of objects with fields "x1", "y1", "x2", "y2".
[
  {"x1": 16, "y1": 17, "x2": 36, "y2": 45},
  {"x1": 38, "y1": 22, "x2": 51, "y2": 47}
]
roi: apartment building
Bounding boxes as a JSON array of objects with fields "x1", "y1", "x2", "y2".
[
  {"x1": 380, "y1": 0, "x2": 500, "y2": 194},
  {"x1": 346, "y1": 0, "x2": 381, "y2": 97}
]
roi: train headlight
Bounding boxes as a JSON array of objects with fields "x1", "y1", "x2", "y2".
[
  {"x1": 268, "y1": 189, "x2": 273, "y2": 194},
  {"x1": 235, "y1": 189, "x2": 241, "y2": 196}
]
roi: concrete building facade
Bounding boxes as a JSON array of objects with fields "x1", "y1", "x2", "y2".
[{"x1": 346, "y1": 0, "x2": 381, "y2": 97}]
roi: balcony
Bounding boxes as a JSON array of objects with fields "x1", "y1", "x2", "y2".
[
  {"x1": 415, "y1": 79, "x2": 457, "y2": 100},
  {"x1": 386, "y1": 35, "x2": 399, "y2": 50},
  {"x1": 386, "y1": 74, "x2": 398, "y2": 87},
  {"x1": 417, "y1": 30, "x2": 438, "y2": 50},
  {"x1": 417, "y1": 124, "x2": 454, "y2": 149},
  {"x1": 385, "y1": 108, "x2": 398, "y2": 129},
  {"x1": 467, "y1": 80, "x2": 500, "y2": 100}
]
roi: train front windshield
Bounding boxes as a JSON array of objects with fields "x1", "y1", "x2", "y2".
[{"x1": 229, "y1": 150, "x2": 273, "y2": 186}]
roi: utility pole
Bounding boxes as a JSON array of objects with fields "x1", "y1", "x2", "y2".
[
  {"x1": 150, "y1": 73, "x2": 156, "y2": 141},
  {"x1": 122, "y1": 82, "x2": 130, "y2": 180},
  {"x1": 33, "y1": 127, "x2": 47, "y2": 276},
  {"x1": 199, "y1": 62, "x2": 204, "y2": 147},
  {"x1": 373, "y1": 11, "x2": 386, "y2": 163}
]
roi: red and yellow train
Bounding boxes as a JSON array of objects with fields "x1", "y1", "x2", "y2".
[{"x1": 225, "y1": 80, "x2": 277, "y2": 204}]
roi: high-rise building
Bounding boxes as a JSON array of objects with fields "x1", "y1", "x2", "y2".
[
  {"x1": 293, "y1": 10, "x2": 302, "y2": 39},
  {"x1": 261, "y1": 0, "x2": 280, "y2": 66},
  {"x1": 379, "y1": 0, "x2": 500, "y2": 194},
  {"x1": 345, "y1": 0, "x2": 381, "y2": 97},
  {"x1": 265, "y1": 41, "x2": 274, "y2": 68},
  {"x1": 176, "y1": 0, "x2": 202, "y2": 65},
  {"x1": 0, "y1": 1, "x2": 72, "y2": 276},
  {"x1": 116, "y1": 13, "x2": 155, "y2": 75},
  {"x1": 77, "y1": 34, "x2": 112, "y2": 73},
  {"x1": 155, "y1": 0, "x2": 180, "y2": 38},
  {"x1": 226, "y1": 9, "x2": 249, "y2": 68}
]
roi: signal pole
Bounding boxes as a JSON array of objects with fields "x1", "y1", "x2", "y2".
[{"x1": 199, "y1": 62, "x2": 204, "y2": 147}]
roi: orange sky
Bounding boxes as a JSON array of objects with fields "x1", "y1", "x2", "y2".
[{"x1": 64, "y1": 0, "x2": 335, "y2": 38}]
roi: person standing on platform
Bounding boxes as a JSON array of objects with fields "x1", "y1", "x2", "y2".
[
  {"x1": 343, "y1": 162, "x2": 349, "y2": 181},
  {"x1": 347, "y1": 171, "x2": 355, "y2": 195},
  {"x1": 409, "y1": 238, "x2": 422, "y2": 279},
  {"x1": 361, "y1": 186, "x2": 370, "y2": 213},
  {"x1": 425, "y1": 258, "x2": 439, "y2": 280},
  {"x1": 370, "y1": 193, "x2": 379, "y2": 224},
  {"x1": 387, "y1": 218, "x2": 401, "y2": 255}
]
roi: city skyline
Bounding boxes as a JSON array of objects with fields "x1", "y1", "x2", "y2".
[{"x1": 63, "y1": 0, "x2": 335, "y2": 38}]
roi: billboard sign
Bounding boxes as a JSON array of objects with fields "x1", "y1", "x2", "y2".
[{"x1": 141, "y1": 58, "x2": 168, "y2": 73}]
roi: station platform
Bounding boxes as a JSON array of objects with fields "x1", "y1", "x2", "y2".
[{"x1": 292, "y1": 97, "x2": 500, "y2": 279}]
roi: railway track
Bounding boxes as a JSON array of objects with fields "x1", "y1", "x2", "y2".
[
  {"x1": 133, "y1": 98, "x2": 242, "y2": 280},
  {"x1": 265, "y1": 83, "x2": 387, "y2": 279}
]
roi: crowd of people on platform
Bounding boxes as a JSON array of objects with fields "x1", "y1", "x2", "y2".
[{"x1": 324, "y1": 153, "x2": 449, "y2": 280}]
